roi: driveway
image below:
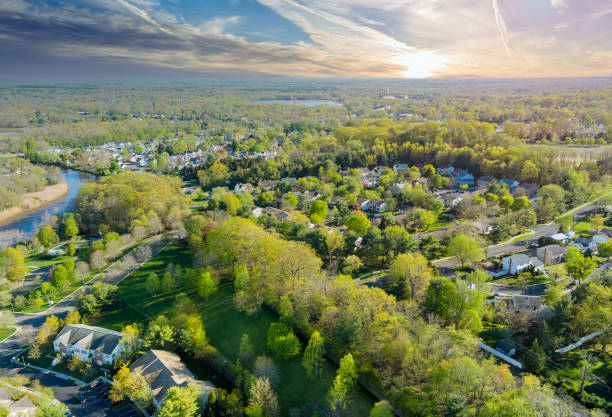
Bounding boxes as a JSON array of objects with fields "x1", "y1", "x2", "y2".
[{"x1": 11, "y1": 368, "x2": 139, "y2": 417}]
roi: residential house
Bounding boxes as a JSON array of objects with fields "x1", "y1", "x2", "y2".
[
  {"x1": 451, "y1": 171, "x2": 475, "y2": 188},
  {"x1": 302, "y1": 191, "x2": 320, "y2": 202},
  {"x1": 392, "y1": 182, "x2": 410, "y2": 195},
  {"x1": 364, "y1": 199, "x2": 389, "y2": 213},
  {"x1": 352, "y1": 197, "x2": 370, "y2": 211},
  {"x1": 234, "y1": 183, "x2": 254, "y2": 194},
  {"x1": 438, "y1": 166, "x2": 454, "y2": 176},
  {"x1": 593, "y1": 234, "x2": 609, "y2": 245},
  {"x1": 512, "y1": 295, "x2": 544, "y2": 312},
  {"x1": 438, "y1": 193, "x2": 464, "y2": 209},
  {"x1": 600, "y1": 228, "x2": 612, "y2": 238},
  {"x1": 280, "y1": 177, "x2": 297, "y2": 186},
  {"x1": 372, "y1": 165, "x2": 390, "y2": 175},
  {"x1": 513, "y1": 183, "x2": 540, "y2": 198},
  {"x1": 53, "y1": 324, "x2": 123, "y2": 366},
  {"x1": 258, "y1": 180, "x2": 278, "y2": 192},
  {"x1": 0, "y1": 389, "x2": 36, "y2": 417},
  {"x1": 546, "y1": 233, "x2": 570, "y2": 244},
  {"x1": 472, "y1": 221, "x2": 493, "y2": 235},
  {"x1": 477, "y1": 176, "x2": 497, "y2": 188},
  {"x1": 262, "y1": 207, "x2": 290, "y2": 221},
  {"x1": 130, "y1": 350, "x2": 214, "y2": 410},
  {"x1": 251, "y1": 207, "x2": 264, "y2": 218},
  {"x1": 498, "y1": 179, "x2": 520, "y2": 191},
  {"x1": 502, "y1": 254, "x2": 545, "y2": 275},
  {"x1": 392, "y1": 163, "x2": 409, "y2": 172},
  {"x1": 536, "y1": 244, "x2": 567, "y2": 264},
  {"x1": 361, "y1": 175, "x2": 379, "y2": 189},
  {"x1": 569, "y1": 237, "x2": 598, "y2": 254},
  {"x1": 494, "y1": 295, "x2": 543, "y2": 313}
]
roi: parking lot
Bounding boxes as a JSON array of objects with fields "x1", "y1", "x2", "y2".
[{"x1": 14, "y1": 368, "x2": 140, "y2": 417}]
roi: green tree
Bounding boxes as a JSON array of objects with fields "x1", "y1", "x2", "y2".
[
  {"x1": 0, "y1": 247, "x2": 28, "y2": 282},
  {"x1": 499, "y1": 195, "x2": 514, "y2": 211},
  {"x1": 388, "y1": 253, "x2": 433, "y2": 301},
  {"x1": 52, "y1": 265, "x2": 69, "y2": 291},
  {"x1": 310, "y1": 200, "x2": 329, "y2": 225},
  {"x1": 447, "y1": 234, "x2": 485, "y2": 267},
  {"x1": 109, "y1": 365, "x2": 151, "y2": 408},
  {"x1": 37, "y1": 225, "x2": 59, "y2": 249},
  {"x1": 145, "y1": 272, "x2": 161, "y2": 295},
  {"x1": 239, "y1": 333, "x2": 255, "y2": 366},
  {"x1": 325, "y1": 230, "x2": 345, "y2": 264},
  {"x1": 62, "y1": 218, "x2": 79, "y2": 240},
  {"x1": 302, "y1": 331, "x2": 325, "y2": 379},
  {"x1": 598, "y1": 240, "x2": 612, "y2": 259},
  {"x1": 328, "y1": 353, "x2": 358, "y2": 412},
  {"x1": 346, "y1": 213, "x2": 370, "y2": 236},
  {"x1": 248, "y1": 377, "x2": 279, "y2": 417},
  {"x1": 158, "y1": 384, "x2": 200, "y2": 417},
  {"x1": 267, "y1": 321, "x2": 301, "y2": 359},
  {"x1": 369, "y1": 400, "x2": 394, "y2": 417},
  {"x1": 566, "y1": 246, "x2": 596, "y2": 282},
  {"x1": 523, "y1": 339, "x2": 545, "y2": 374},
  {"x1": 195, "y1": 271, "x2": 217, "y2": 299},
  {"x1": 511, "y1": 196, "x2": 531, "y2": 211}
]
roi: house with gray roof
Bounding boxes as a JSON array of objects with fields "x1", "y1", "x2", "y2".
[
  {"x1": 536, "y1": 244, "x2": 567, "y2": 264},
  {"x1": 53, "y1": 324, "x2": 123, "y2": 366},
  {"x1": 502, "y1": 254, "x2": 544, "y2": 275},
  {"x1": 130, "y1": 350, "x2": 214, "y2": 410}
]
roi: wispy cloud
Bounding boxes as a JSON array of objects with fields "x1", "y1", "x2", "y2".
[{"x1": 492, "y1": 0, "x2": 512, "y2": 57}]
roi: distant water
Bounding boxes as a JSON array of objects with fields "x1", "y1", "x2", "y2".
[
  {"x1": 254, "y1": 99, "x2": 344, "y2": 107},
  {"x1": 0, "y1": 169, "x2": 94, "y2": 244}
]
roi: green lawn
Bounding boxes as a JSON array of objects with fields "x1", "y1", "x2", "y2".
[
  {"x1": 491, "y1": 274, "x2": 550, "y2": 287},
  {"x1": 0, "y1": 327, "x2": 16, "y2": 341},
  {"x1": 93, "y1": 241, "x2": 377, "y2": 415},
  {"x1": 574, "y1": 221, "x2": 597, "y2": 237},
  {"x1": 508, "y1": 231, "x2": 535, "y2": 243},
  {"x1": 25, "y1": 253, "x2": 71, "y2": 268}
]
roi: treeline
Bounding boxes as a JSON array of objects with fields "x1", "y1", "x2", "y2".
[
  {"x1": 0, "y1": 157, "x2": 61, "y2": 210},
  {"x1": 195, "y1": 216, "x2": 594, "y2": 416}
]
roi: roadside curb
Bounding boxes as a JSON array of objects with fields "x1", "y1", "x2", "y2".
[{"x1": 0, "y1": 326, "x2": 19, "y2": 344}]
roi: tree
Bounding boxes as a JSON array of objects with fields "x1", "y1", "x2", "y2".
[
  {"x1": 598, "y1": 240, "x2": 612, "y2": 259},
  {"x1": 523, "y1": 339, "x2": 545, "y2": 374},
  {"x1": 346, "y1": 213, "x2": 370, "y2": 236},
  {"x1": 388, "y1": 253, "x2": 433, "y2": 301},
  {"x1": 267, "y1": 321, "x2": 301, "y2": 359},
  {"x1": 248, "y1": 377, "x2": 279, "y2": 417},
  {"x1": 90, "y1": 250, "x2": 105, "y2": 271},
  {"x1": 302, "y1": 331, "x2": 325, "y2": 379},
  {"x1": 63, "y1": 310, "x2": 81, "y2": 325},
  {"x1": 369, "y1": 400, "x2": 393, "y2": 417},
  {"x1": 158, "y1": 384, "x2": 200, "y2": 417},
  {"x1": 325, "y1": 230, "x2": 345, "y2": 264},
  {"x1": 448, "y1": 234, "x2": 484, "y2": 267},
  {"x1": 120, "y1": 324, "x2": 141, "y2": 359},
  {"x1": 310, "y1": 200, "x2": 329, "y2": 224},
  {"x1": 566, "y1": 246, "x2": 596, "y2": 282},
  {"x1": 109, "y1": 365, "x2": 152, "y2": 408},
  {"x1": 145, "y1": 272, "x2": 161, "y2": 295},
  {"x1": 52, "y1": 265, "x2": 69, "y2": 291},
  {"x1": 61, "y1": 218, "x2": 79, "y2": 240},
  {"x1": 239, "y1": 333, "x2": 255, "y2": 366},
  {"x1": 499, "y1": 195, "x2": 514, "y2": 211},
  {"x1": 511, "y1": 196, "x2": 531, "y2": 211},
  {"x1": 195, "y1": 271, "x2": 217, "y2": 299},
  {"x1": 0, "y1": 247, "x2": 27, "y2": 282},
  {"x1": 0, "y1": 310, "x2": 15, "y2": 331},
  {"x1": 37, "y1": 225, "x2": 59, "y2": 249},
  {"x1": 578, "y1": 350, "x2": 597, "y2": 396},
  {"x1": 254, "y1": 356, "x2": 280, "y2": 388},
  {"x1": 328, "y1": 353, "x2": 358, "y2": 412},
  {"x1": 342, "y1": 255, "x2": 363, "y2": 275}
]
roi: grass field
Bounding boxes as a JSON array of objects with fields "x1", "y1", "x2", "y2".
[
  {"x1": 551, "y1": 348, "x2": 612, "y2": 403},
  {"x1": 93, "y1": 241, "x2": 377, "y2": 415},
  {"x1": 0, "y1": 327, "x2": 16, "y2": 341}
]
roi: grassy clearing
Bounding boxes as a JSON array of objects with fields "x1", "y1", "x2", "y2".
[
  {"x1": 550, "y1": 348, "x2": 612, "y2": 403},
  {"x1": 490, "y1": 274, "x2": 550, "y2": 287},
  {"x1": 25, "y1": 253, "x2": 70, "y2": 268},
  {"x1": 0, "y1": 327, "x2": 16, "y2": 341},
  {"x1": 508, "y1": 232, "x2": 535, "y2": 243},
  {"x1": 93, "y1": 241, "x2": 377, "y2": 415}
]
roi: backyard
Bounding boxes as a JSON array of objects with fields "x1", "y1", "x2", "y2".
[{"x1": 92, "y1": 241, "x2": 377, "y2": 415}]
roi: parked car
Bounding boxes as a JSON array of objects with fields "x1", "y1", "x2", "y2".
[
  {"x1": 74, "y1": 393, "x2": 86, "y2": 404},
  {"x1": 98, "y1": 386, "x2": 110, "y2": 396},
  {"x1": 89, "y1": 380, "x2": 100, "y2": 390}
]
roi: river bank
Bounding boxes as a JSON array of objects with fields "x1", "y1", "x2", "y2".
[{"x1": 0, "y1": 182, "x2": 69, "y2": 225}]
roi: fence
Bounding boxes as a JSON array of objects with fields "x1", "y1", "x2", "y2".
[
  {"x1": 478, "y1": 342, "x2": 523, "y2": 369},
  {"x1": 555, "y1": 331, "x2": 603, "y2": 354}
]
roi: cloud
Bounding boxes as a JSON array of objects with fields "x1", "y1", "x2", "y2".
[
  {"x1": 491, "y1": 0, "x2": 512, "y2": 57},
  {"x1": 550, "y1": 0, "x2": 568, "y2": 8},
  {"x1": 0, "y1": 0, "x2": 611, "y2": 78}
]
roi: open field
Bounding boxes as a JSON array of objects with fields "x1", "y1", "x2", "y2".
[{"x1": 93, "y1": 241, "x2": 377, "y2": 415}]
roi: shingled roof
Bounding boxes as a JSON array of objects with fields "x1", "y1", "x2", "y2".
[
  {"x1": 55, "y1": 324, "x2": 122, "y2": 355},
  {"x1": 130, "y1": 350, "x2": 214, "y2": 406}
]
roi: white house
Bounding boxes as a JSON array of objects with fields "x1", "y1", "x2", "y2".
[
  {"x1": 392, "y1": 163, "x2": 409, "y2": 172},
  {"x1": 234, "y1": 183, "x2": 254, "y2": 194},
  {"x1": 502, "y1": 254, "x2": 545, "y2": 275},
  {"x1": 53, "y1": 324, "x2": 123, "y2": 366},
  {"x1": 364, "y1": 199, "x2": 389, "y2": 213},
  {"x1": 130, "y1": 350, "x2": 214, "y2": 410},
  {"x1": 437, "y1": 166, "x2": 455, "y2": 176}
]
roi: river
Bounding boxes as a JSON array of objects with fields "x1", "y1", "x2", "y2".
[{"x1": 0, "y1": 168, "x2": 94, "y2": 246}]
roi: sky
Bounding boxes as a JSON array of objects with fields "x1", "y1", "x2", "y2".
[{"x1": 1, "y1": 0, "x2": 611, "y2": 79}]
